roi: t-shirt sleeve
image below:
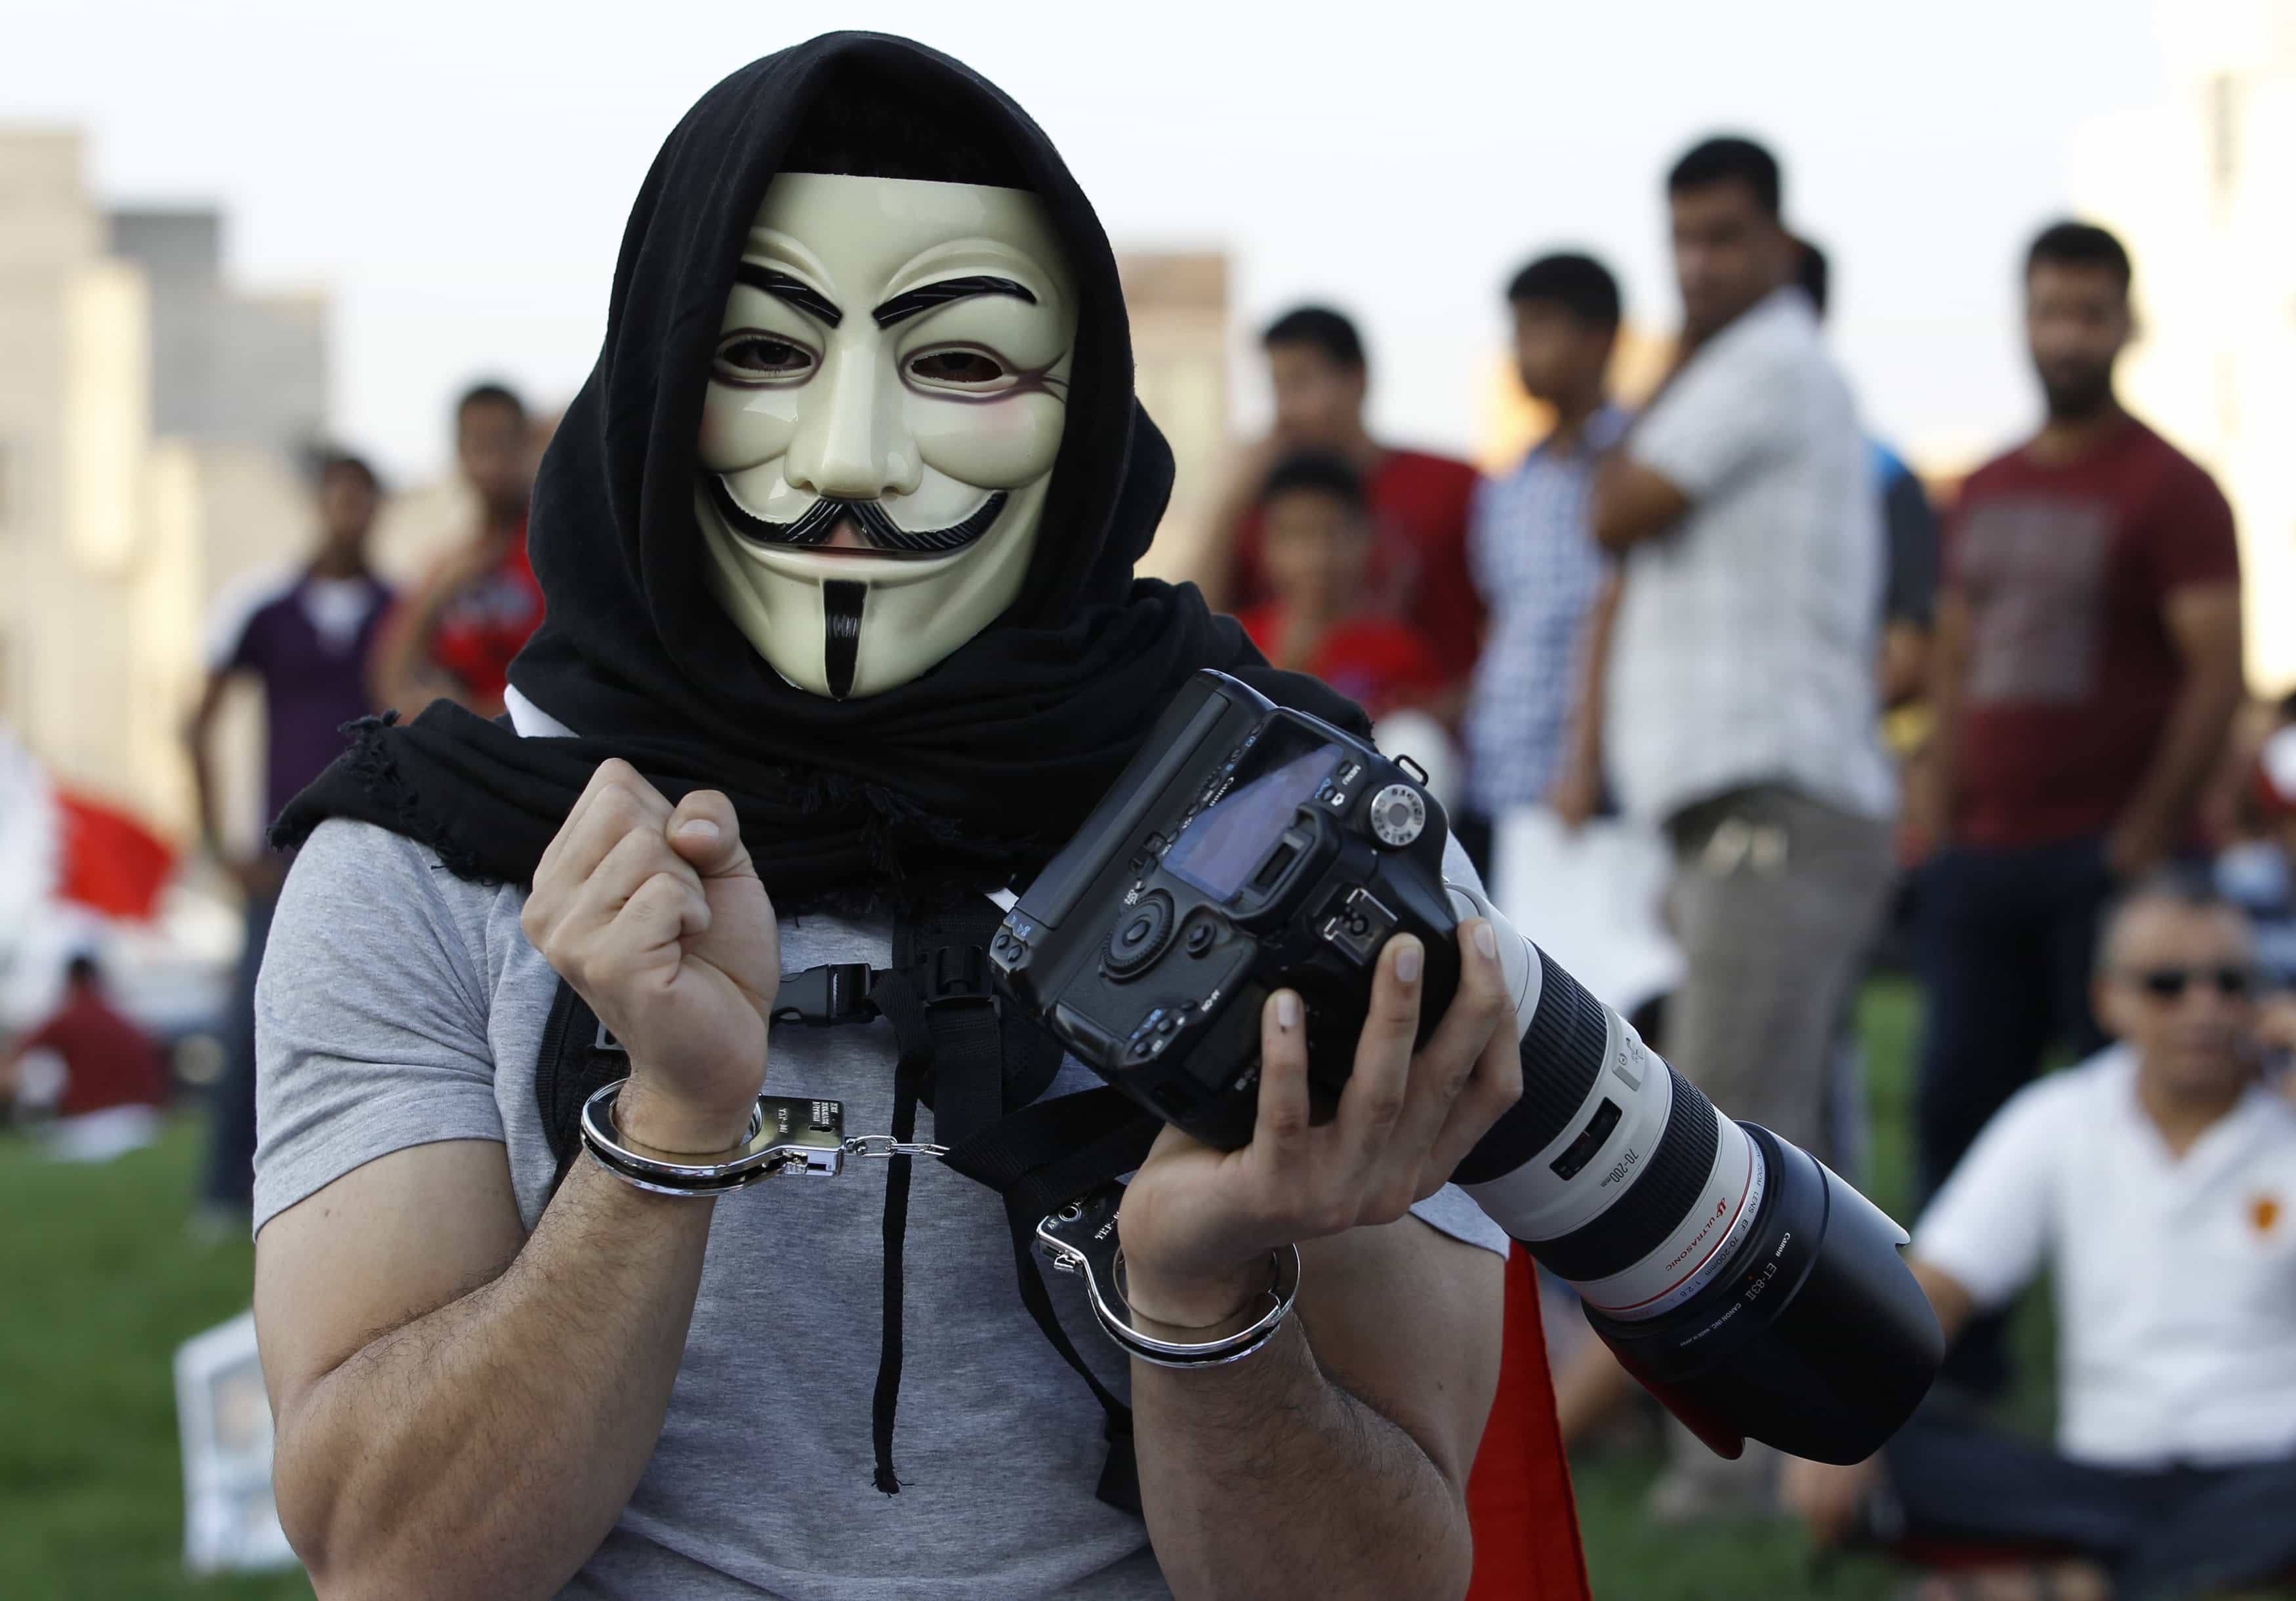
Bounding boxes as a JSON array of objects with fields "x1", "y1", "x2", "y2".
[
  {"x1": 204, "y1": 569, "x2": 290, "y2": 675},
  {"x1": 253, "y1": 818, "x2": 506, "y2": 1233},
  {"x1": 1466, "y1": 475, "x2": 1498, "y2": 601},
  {"x1": 1628, "y1": 340, "x2": 1792, "y2": 502},
  {"x1": 1412, "y1": 460, "x2": 1487, "y2": 680},
  {"x1": 1881, "y1": 468, "x2": 1938, "y2": 628},
  {"x1": 1910, "y1": 1077, "x2": 2060, "y2": 1312},
  {"x1": 2144, "y1": 458, "x2": 2241, "y2": 594}
]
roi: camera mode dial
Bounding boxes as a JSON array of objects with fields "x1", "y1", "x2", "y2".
[
  {"x1": 1368, "y1": 782, "x2": 1427, "y2": 847},
  {"x1": 1104, "y1": 890, "x2": 1176, "y2": 981}
]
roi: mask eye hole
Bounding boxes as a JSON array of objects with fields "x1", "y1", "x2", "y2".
[
  {"x1": 907, "y1": 347, "x2": 1012, "y2": 391},
  {"x1": 714, "y1": 333, "x2": 815, "y2": 384}
]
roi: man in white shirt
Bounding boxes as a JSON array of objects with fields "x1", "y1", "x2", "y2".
[
  {"x1": 1788, "y1": 876, "x2": 2296, "y2": 1601},
  {"x1": 1580, "y1": 133, "x2": 1896, "y2": 1519}
]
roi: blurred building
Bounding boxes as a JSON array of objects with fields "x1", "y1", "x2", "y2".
[
  {"x1": 1118, "y1": 250, "x2": 1228, "y2": 590},
  {"x1": 0, "y1": 129, "x2": 323, "y2": 850},
  {"x1": 2074, "y1": 0, "x2": 2296, "y2": 695}
]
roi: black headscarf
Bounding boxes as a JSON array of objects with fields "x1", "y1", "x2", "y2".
[{"x1": 276, "y1": 30, "x2": 1363, "y2": 898}]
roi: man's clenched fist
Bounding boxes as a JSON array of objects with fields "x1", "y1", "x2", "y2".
[{"x1": 521, "y1": 760, "x2": 779, "y2": 1154}]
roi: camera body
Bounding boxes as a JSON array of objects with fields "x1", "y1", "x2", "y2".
[
  {"x1": 995, "y1": 668, "x2": 1943, "y2": 1465},
  {"x1": 991, "y1": 670, "x2": 1457, "y2": 1150}
]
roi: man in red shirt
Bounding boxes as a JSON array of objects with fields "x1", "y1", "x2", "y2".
[
  {"x1": 1919, "y1": 220, "x2": 2245, "y2": 1261},
  {"x1": 369, "y1": 382, "x2": 545, "y2": 719},
  {"x1": 7, "y1": 955, "x2": 165, "y2": 1120},
  {"x1": 1208, "y1": 306, "x2": 1483, "y2": 691},
  {"x1": 1232, "y1": 451, "x2": 1446, "y2": 721}
]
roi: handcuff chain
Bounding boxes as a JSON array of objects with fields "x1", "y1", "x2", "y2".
[{"x1": 842, "y1": 1134, "x2": 953, "y2": 1160}]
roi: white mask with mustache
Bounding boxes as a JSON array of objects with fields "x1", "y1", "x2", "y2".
[{"x1": 695, "y1": 171, "x2": 1078, "y2": 699}]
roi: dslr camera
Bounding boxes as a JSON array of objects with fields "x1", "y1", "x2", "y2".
[{"x1": 993, "y1": 670, "x2": 1942, "y2": 1465}]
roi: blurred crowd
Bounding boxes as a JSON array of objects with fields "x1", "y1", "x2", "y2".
[
  {"x1": 7, "y1": 121, "x2": 2296, "y2": 1601},
  {"x1": 1191, "y1": 133, "x2": 2296, "y2": 1601}
]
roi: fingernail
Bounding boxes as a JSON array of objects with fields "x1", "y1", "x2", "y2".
[
  {"x1": 676, "y1": 818, "x2": 720, "y2": 841},
  {"x1": 1395, "y1": 941, "x2": 1422, "y2": 984},
  {"x1": 1473, "y1": 921, "x2": 1498, "y2": 960},
  {"x1": 1275, "y1": 991, "x2": 1301, "y2": 1031}
]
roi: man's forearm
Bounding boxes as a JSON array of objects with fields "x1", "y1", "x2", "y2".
[
  {"x1": 2115, "y1": 662, "x2": 2244, "y2": 858},
  {"x1": 276, "y1": 1157, "x2": 714, "y2": 1601},
  {"x1": 1134, "y1": 1318, "x2": 1472, "y2": 1601},
  {"x1": 1570, "y1": 572, "x2": 1621, "y2": 771}
]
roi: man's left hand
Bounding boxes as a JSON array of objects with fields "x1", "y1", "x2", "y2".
[{"x1": 1116, "y1": 922, "x2": 1523, "y2": 1328}]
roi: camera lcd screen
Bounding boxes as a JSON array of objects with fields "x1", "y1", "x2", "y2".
[{"x1": 1163, "y1": 735, "x2": 1343, "y2": 903}]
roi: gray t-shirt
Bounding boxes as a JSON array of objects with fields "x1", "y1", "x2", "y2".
[{"x1": 255, "y1": 819, "x2": 1506, "y2": 1600}]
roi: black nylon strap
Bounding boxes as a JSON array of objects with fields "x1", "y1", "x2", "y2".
[{"x1": 869, "y1": 1055, "x2": 926, "y2": 1495}]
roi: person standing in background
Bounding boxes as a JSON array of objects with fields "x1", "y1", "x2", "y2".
[
  {"x1": 1917, "y1": 221, "x2": 2245, "y2": 1388},
  {"x1": 185, "y1": 451, "x2": 394, "y2": 1217},
  {"x1": 1586, "y1": 135, "x2": 1896, "y2": 1520},
  {"x1": 369, "y1": 382, "x2": 544, "y2": 719},
  {"x1": 1231, "y1": 451, "x2": 1446, "y2": 720},
  {"x1": 1205, "y1": 306, "x2": 1483, "y2": 693},
  {"x1": 1460, "y1": 252, "x2": 1628, "y2": 873}
]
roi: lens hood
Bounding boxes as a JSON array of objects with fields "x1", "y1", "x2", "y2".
[{"x1": 1582, "y1": 1124, "x2": 1942, "y2": 1465}]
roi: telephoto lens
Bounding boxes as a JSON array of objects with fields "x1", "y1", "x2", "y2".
[{"x1": 1445, "y1": 883, "x2": 1941, "y2": 1465}]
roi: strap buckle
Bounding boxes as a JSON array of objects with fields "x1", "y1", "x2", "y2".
[
  {"x1": 922, "y1": 944, "x2": 993, "y2": 1008},
  {"x1": 771, "y1": 963, "x2": 878, "y2": 1028}
]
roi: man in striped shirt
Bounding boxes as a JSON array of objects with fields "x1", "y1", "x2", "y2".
[{"x1": 1457, "y1": 253, "x2": 1628, "y2": 874}]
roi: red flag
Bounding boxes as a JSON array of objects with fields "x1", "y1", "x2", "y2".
[
  {"x1": 1466, "y1": 1245, "x2": 1592, "y2": 1600},
  {"x1": 55, "y1": 790, "x2": 176, "y2": 921}
]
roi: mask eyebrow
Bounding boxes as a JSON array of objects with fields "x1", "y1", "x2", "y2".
[
  {"x1": 735, "y1": 262, "x2": 843, "y2": 328},
  {"x1": 872, "y1": 275, "x2": 1038, "y2": 329}
]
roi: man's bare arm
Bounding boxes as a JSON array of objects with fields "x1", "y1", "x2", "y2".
[
  {"x1": 1589, "y1": 456, "x2": 1690, "y2": 552},
  {"x1": 1133, "y1": 1217, "x2": 1504, "y2": 1601},
  {"x1": 261, "y1": 769, "x2": 779, "y2": 1600},
  {"x1": 2106, "y1": 582, "x2": 2245, "y2": 878},
  {"x1": 184, "y1": 668, "x2": 236, "y2": 858},
  {"x1": 256, "y1": 1141, "x2": 717, "y2": 1601},
  {"x1": 1550, "y1": 567, "x2": 1622, "y2": 828}
]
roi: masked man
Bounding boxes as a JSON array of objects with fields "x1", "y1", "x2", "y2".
[{"x1": 251, "y1": 35, "x2": 1546, "y2": 1601}]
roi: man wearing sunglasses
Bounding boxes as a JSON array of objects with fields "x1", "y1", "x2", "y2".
[{"x1": 1787, "y1": 872, "x2": 2296, "y2": 1601}]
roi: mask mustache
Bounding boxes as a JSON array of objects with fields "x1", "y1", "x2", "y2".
[{"x1": 708, "y1": 477, "x2": 1008, "y2": 556}]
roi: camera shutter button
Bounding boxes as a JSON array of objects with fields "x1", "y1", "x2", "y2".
[{"x1": 1105, "y1": 891, "x2": 1176, "y2": 980}]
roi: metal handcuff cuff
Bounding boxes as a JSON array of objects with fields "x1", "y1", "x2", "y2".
[{"x1": 579, "y1": 1074, "x2": 1302, "y2": 1369}]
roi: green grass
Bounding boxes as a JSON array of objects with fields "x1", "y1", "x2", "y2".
[
  {"x1": 0, "y1": 1118, "x2": 312, "y2": 1601},
  {"x1": 0, "y1": 979, "x2": 2036, "y2": 1599}
]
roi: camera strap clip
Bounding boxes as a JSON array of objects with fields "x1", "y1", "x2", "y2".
[{"x1": 769, "y1": 962, "x2": 879, "y2": 1028}]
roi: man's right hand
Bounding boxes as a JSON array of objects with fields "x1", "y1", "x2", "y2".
[{"x1": 520, "y1": 760, "x2": 778, "y2": 1153}]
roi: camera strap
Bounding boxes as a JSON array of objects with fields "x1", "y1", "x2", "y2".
[{"x1": 530, "y1": 893, "x2": 1156, "y2": 1515}]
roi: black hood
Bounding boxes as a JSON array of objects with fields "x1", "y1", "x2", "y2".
[{"x1": 276, "y1": 31, "x2": 1364, "y2": 900}]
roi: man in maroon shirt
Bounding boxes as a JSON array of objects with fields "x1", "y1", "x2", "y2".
[
  {"x1": 1208, "y1": 306, "x2": 1483, "y2": 693},
  {"x1": 1919, "y1": 220, "x2": 2245, "y2": 1240}
]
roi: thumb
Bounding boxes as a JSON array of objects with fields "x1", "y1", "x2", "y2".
[{"x1": 664, "y1": 790, "x2": 754, "y2": 880}]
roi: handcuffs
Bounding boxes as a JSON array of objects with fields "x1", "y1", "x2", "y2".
[{"x1": 580, "y1": 1076, "x2": 1301, "y2": 1368}]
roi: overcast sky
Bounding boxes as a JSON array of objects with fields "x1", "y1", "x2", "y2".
[{"x1": 7, "y1": 0, "x2": 2171, "y2": 482}]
